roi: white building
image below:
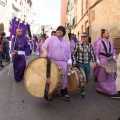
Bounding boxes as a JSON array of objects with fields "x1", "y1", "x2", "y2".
[
  {"x1": 0, "y1": 0, "x2": 36, "y2": 36},
  {"x1": 41, "y1": 25, "x2": 53, "y2": 37},
  {"x1": 0, "y1": 0, "x2": 9, "y2": 35}
]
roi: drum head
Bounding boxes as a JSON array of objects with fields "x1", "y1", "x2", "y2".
[
  {"x1": 68, "y1": 69, "x2": 79, "y2": 92},
  {"x1": 105, "y1": 59, "x2": 117, "y2": 74},
  {"x1": 24, "y1": 58, "x2": 59, "y2": 98}
]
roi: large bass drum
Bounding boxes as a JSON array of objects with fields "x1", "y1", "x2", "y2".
[
  {"x1": 68, "y1": 67, "x2": 86, "y2": 92},
  {"x1": 24, "y1": 57, "x2": 63, "y2": 98}
]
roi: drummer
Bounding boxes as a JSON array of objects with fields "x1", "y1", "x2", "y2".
[
  {"x1": 36, "y1": 35, "x2": 46, "y2": 57},
  {"x1": 42, "y1": 26, "x2": 72, "y2": 101},
  {"x1": 72, "y1": 32, "x2": 96, "y2": 98},
  {"x1": 95, "y1": 29, "x2": 120, "y2": 98}
]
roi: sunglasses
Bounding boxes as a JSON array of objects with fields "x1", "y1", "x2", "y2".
[{"x1": 81, "y1": 36, "x2": 87, "y2": 38}]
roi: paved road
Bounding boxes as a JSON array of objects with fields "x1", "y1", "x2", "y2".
[{"x1": 0, "y1": 53, "x2": 120, "y2": 120}]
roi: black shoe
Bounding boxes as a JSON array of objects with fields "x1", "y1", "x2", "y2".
[
  {"x1": 15, "y1": 79, "x2": 22, "y2": 82},
  {"x1": 118, "y1": 91, "x2": 120, "y2": 95},
  {"x1": 94, "y1": 76, "x2": 98, "y2": 82},
  {"x1": 111, "y1": 94, "x2": 120, "y2": 99},
  {"x1": 61, "y1": 95, "x2": 70, "y2": 101}
]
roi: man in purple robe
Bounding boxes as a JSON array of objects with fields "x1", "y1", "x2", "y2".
[
  {"x1": 32, "y1": 38, "x2": 37, "y2": 52},
  {"x1": 96, "y1": 29, "x2": 120, "y2": 98},
  {"x1": 11, "y1": 28, "x2": 30, "y2": 82},
  {"x1": 27, "y1": 37, "x2": 32, "y2": 55},
  {"x1": 93, "y1": 29, "x2": 105, "y2": 82},
  {"x1": 69, "y1": 34, "x2": 75, "y2": 53},
  {"x1": 36, "y1": 35, "x2": 46, "y2": 56},
  {"x1": 73, "y1": 34, "x2": 78, "y2": 43},
  {"x1": 42, "y1": 26, "x2": 72, "y2": 101},
  {"x1": 33, "y1": 34, "x2": 38, "y2": 43}
]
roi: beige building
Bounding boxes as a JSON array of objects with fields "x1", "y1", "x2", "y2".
[
  {"x1": 90, "y1": 0, "x2": 120, "y2": 54},
  {"x1": 74, "y1": 0, "x2": 90, "y2": 40},
  {"x1": 67, "y1": 0, "x2": 120, "y2": 54}
]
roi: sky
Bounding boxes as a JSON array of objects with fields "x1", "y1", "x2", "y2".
[{"x1": 32, "y1": 0, "x2": 61, "y2": 29}]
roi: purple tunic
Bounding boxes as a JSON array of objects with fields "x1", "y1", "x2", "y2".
[
  {"x1": 73, "y1": 37, "x2": 78, "y2": 43},
  {"x1": 93, "y1": 37, "x2": 103, "y2": 78},
  {"x1": 36, "y1": 42, "x2": 43, "y2": 56},
  {"x1": 32, "y1": 39, "x2": 37, "y2": 52},
  {"x1": 70, "y1": 39, "x2": 75, "y2": 53},
  {"x1": 43, "y1": 36, "x2": 71, "y2": 89},
  {"x1": 96, "y1": 40, "x2": 117, "y2": 95},
  {"x1": 11, "y1": 36, "x2": 30, "y2": 81}
]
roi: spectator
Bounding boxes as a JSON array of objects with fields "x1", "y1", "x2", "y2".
[{"x1": 2, "y1": 36, "x2": 10, "y2": 62}]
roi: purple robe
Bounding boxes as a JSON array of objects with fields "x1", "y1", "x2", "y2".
[
  {"x1": 11, "y1": 36, "x2": 30, "y2": 81},
  {"x1": 32, "y1": 39, "x2": 37, "y2": 52},
  {"x1": 96, "y1": 40, "x2": 117, "y2": 95},
  {"x1": 70, "y1": 39, "x2": 75, "y2": 53},
  {"x1": 34, "y1": 36, "x2": 38, "y2": 43},
  {"x1": 73, "y1": 37, "x2": 78, "y2": 43},
  {"x1": 43, "y1": 36, "x2": 71, "y2": 89},
  {"x1": 93, "y1": 37, "x2": 103, "y2": 78},
  {"x1": 36, "y1": 42, "x2": 43, "y2": 56}
]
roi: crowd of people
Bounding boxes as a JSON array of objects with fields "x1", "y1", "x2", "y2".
[{"x1": 0, "y1": 26, "x2": 120, "y2": 101}]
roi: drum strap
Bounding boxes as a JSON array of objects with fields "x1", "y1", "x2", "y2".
[
  {"x1": 44, "y1": 58, "x2": 57, "y2": 101},
  {"x1": 100, "y1": 40, "x2": 112, "y2": 57}
]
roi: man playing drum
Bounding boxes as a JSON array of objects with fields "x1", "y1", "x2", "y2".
[
  {"x1": 42, "y1": 26, "x2": 72, "y2": 101},
  {"x1": 95, "y1": 29, "x2": 120, "y2": 98},
  {"x1": 72, "y1": 32, "x2": 96, "y2": 98}
]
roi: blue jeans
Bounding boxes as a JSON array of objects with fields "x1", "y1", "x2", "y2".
[
  {"x1": 4, "y1": 47, "x2": 10, "y2": 62},
  {"x1": 77, "y1": 62, "x2": 90, "y2": 82}
]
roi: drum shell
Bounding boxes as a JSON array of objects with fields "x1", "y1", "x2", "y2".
[
  {"x1": 68, "y1": 67, "x2": 86, "y2": 92},
  {"x1": 24, "y1": 57, "x2": 63, "y2": 98}
]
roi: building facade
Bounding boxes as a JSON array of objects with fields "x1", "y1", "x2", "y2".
[
  {"x1": 0, "y1": 0, "x2": 35, "y2": 36},
  {"x1": 66, "y1": 0, "x2": 120, "y2": 54},
  {"x1": 60, "y1": 0, "x2": 68, "y2": 27}
]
